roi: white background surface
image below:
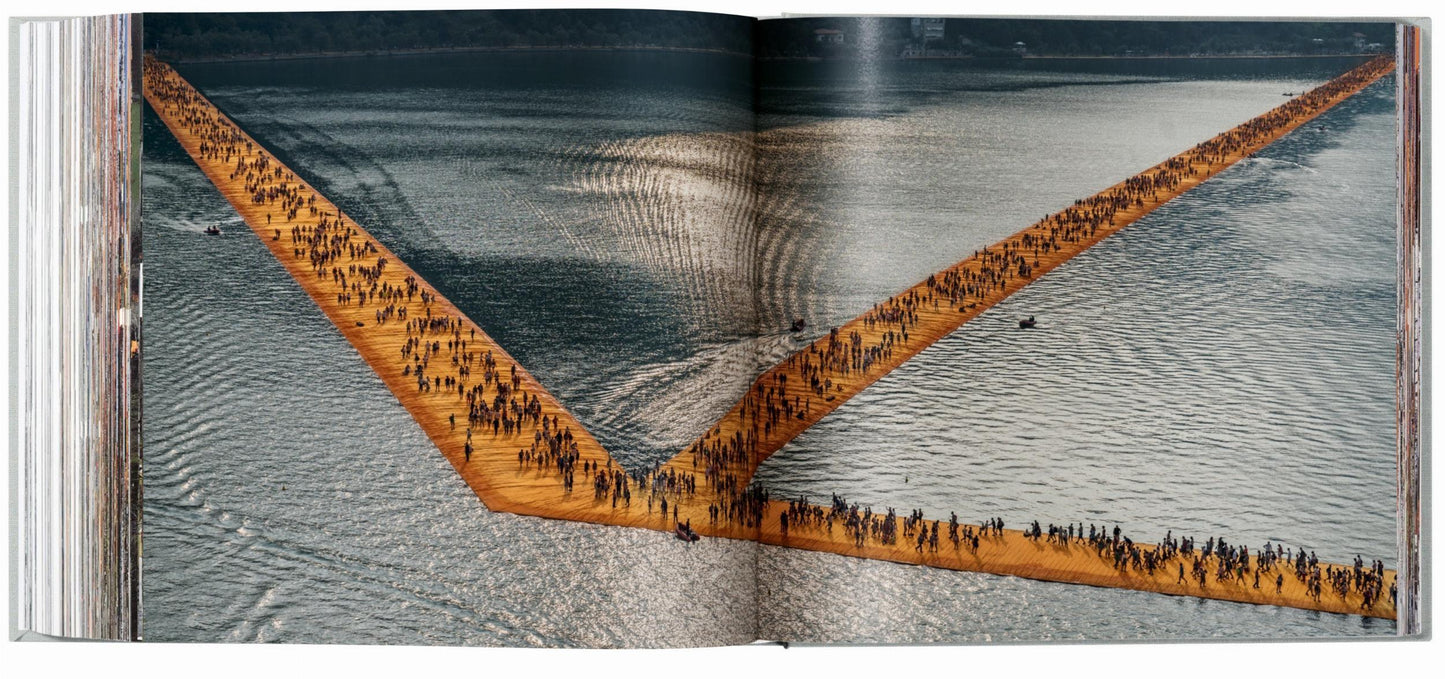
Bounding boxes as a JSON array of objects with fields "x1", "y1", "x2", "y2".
[{"x1": 1, "y1": 1, "x2": 1438, "y2": 677}]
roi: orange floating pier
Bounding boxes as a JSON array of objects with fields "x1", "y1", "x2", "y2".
[
  {"x1": 144, "y1": 54, "x2": 1396, "y2": 620},
  {"x1": 667, "y1": 56, "x2": 1399, "y2": 487}
]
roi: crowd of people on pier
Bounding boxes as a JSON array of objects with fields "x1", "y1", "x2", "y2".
[
  {"x1": 682, "y1": 55, "x2": 1397, "y2": 522},
  {"x1": 774, "y1": 490, "x2": 1395, "y2": 613},
  {"x1": 151, "y1": 56, "x2": 734, "y2": 532},
  {"x1": 147, "y1": 56, "x2": 601, "y2": 505},
  {"x1": 146, "y1": 53, "x2": 1395, "y2": 616}
]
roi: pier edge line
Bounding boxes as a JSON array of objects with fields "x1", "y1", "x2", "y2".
[
  {"x1": 144, "y1": 55, "x2": 1396, "y2": 621},
  {"x1": 662, "y1": 55, "x2": 1397, "y2": 487}
]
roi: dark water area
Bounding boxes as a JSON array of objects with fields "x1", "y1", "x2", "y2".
[
  {"x1": 144, "y1": 50, "x2": 1397, "y2": 643},
  {"x1": 174, "y1": 51, "x2": 760, "y2": 471},
  {"x1": 140, "y1": 103, "x2": 760, "y2": 647},
  {"x1": 755, "y1": 55, "x2": 1372, "y2": 117},
  {"x1": 182, "y1": 49, "x2": 757, "y2": 104}
]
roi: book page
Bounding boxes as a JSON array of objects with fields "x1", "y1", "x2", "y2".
[
  {"x1": 747, "y1": 17, "x2": 1404, "y2": 643},
  {"x1": 138, "y1": 9, "x2": 763, "y2": 647},
  {"x1": 11, "y1": 13, "x2": 140, "y2": 641}
]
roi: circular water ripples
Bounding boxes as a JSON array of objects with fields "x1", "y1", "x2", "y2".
[
  {"x1": 146, "y1": 59, "x2": 1398, "y2": 643},
  {"x1": 569, "y1": 132, "x2": 758, "y2": 325},
  {"x1": 142, "y1": 107, "x2": 760, "y2": 645},
  {"x1": 557, "y1": 129, "x2": 835, "y2": 467},
  {"x1": 204, "y1": 83, "x2": 774, "y2": 472}
]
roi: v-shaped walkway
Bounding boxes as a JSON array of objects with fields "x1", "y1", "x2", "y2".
[{"x1": 144, "y1": 54, "x2": 1397, "y2": 620}]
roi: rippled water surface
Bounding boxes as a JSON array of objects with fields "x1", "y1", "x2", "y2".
[
  {"x1": 143, "y1": 51, "x2": 1395, "y2": 644},
  {"x1": 753, "y1": 65, "x2": 1398, "y2": 641}
]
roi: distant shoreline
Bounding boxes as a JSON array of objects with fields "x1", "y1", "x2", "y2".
[
  {"x1": 1023, "y1": 52, "x2": 1383, "y2": 60},
  {"x1": 163, "y1": 45, "x2": 1383, "y2": 65},
  {"x1": 165, "y1": 44, "x2": 751, "y2": 64},
  {"x1": 146, "y1": 52, "x2": 1398, "y2": 622},
  {"x1": 760, "y1": 52, "x2": 1384, "y2": 63}
]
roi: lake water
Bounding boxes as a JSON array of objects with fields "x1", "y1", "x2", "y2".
[
  {"x1": 142, "y1": 51, "x2": 1396, "y2": 644},
  {"x1": 753, "y1": 61, "x2": 1399, "y2": 642}
]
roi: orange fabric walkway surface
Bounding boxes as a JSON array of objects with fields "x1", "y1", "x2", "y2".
[
  {"x1": 144, "y1": 55, "x2": 1395, "y2": 620},
  {"x1": 664, "y1": 56, "x2": 1398, "y2": 486}
]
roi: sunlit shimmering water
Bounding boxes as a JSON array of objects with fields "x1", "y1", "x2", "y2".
[
  {"x1": 167, "y1": 52, "x2": 764, "y2": 470},
  {"x1": 759, "y1": 544, "x2": 1397, "y2": 644},
  {"x1": 144, "y1": 51, "x2": 1395, "y2": 644},
  {"x1": 753, "y1": 71, "x2": 1398, "y2": 640},
  {"x1": 140, "y1": 114, "x2": 759, "y2": 646}
]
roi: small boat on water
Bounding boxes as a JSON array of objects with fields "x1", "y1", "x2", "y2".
[
  {"x1": 1018, "y1": 316, "x2": 1037, "y2": 329},
  {"x1": 790, "y1": 318, "x2": 807, "y2": 333},
  {"x1": 204, "y1": 225, "x2": 222, "y2": 235},
  {"x1": 675, "y1": 522, "x2": 700, "y2": 543}
]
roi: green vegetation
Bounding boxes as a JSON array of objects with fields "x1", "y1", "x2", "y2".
[
  {"x1": 144, "y1": 10, "x2": 753, "y2": 60},
  {"x1": 144, "y1": 12, "x2": 1395, "y2": 62}
]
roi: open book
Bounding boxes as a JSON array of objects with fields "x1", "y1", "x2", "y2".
[{"x1": 9, "y1": 10, "x2": 1425, "y2": 646}]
